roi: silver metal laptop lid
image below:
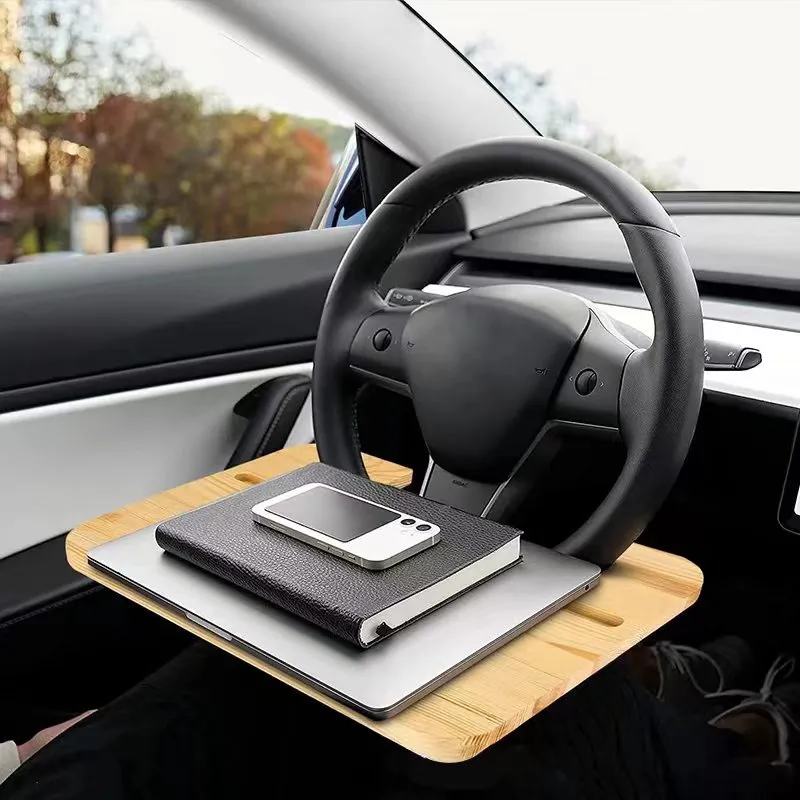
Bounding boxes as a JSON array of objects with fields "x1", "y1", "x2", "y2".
[{"x1": 90, "y1": 526, "x2": 600, "y2": 718}]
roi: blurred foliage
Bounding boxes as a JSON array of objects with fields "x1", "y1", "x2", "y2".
[
  {"x1": 464, "y1": 40, "x2": 682, "y2": 190},
  {"x1": 7, "y1": 0, "x2": 350, "y2": 254},
  {"x1": 289, "y1": 116, "x2": 352, "y2": 159},
  {"x1": 171, "y1": 110, "x2": 335, "y2": 242}
]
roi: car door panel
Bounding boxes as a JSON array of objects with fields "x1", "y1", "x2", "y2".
[
  {"x1": 0, "y1": 229, "x2": 464, "y2": 562},
  {"x1": 0, "y1": 339, "x2": 315, "y2": 415},
  {"x1": 0, "y1": 228, "x2": 355, "y2": 404},
  {"x1": 0, "y1": 230, "x2": 466, "y2": 412}
]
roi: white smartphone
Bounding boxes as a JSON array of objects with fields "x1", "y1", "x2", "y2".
[{"x1": 251, "y1": 483, "x2": 440, "y2": 570}]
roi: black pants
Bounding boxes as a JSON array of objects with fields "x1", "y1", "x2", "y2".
[{"x1": 0, "y1": 644, "x2": 787, "y2": 800}]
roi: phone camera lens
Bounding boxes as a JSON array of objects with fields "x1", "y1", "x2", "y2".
[
  {"x1": 416, "y1": 524, "x2": 432, "y2": 531},
  {"x1": 401, "y1": 518, "x2": 416, "y2": 526}
]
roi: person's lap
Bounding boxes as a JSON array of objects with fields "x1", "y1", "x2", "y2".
[
  {"x1": 0, "y1": 644, "x2": 386, "y2": 799},
  {"x1": 0, "y1": 643, "x2": 786, "y2": 800}
]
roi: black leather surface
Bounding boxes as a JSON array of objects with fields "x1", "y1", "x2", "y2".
[
  {"x1": 314, "y1": 138, "x2": 676, "y2": 479},
  {"x1": 556, "y1": 226, "x2": 703, "y2": 564},
  {"x1": 156, "y1": 463, "x2": 521, "y2": 648},
  {"x1": 402, "y1": 284, "x2": 590, "y2": 482}
]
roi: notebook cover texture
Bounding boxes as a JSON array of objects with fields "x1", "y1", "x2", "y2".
[{"x1": 156, "y1": 462, "x2": 521, "y2": 647}]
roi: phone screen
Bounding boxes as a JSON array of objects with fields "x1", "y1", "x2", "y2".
[{"x1": 267, "y1": 486, "x2": 400, "y2": 542}]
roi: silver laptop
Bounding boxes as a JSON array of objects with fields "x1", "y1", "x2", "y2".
[{"x1": 89, "y1": 527, "x2": 600, "y2": 719}]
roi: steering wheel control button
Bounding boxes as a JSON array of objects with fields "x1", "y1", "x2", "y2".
[
  {"x1": 553, "y1": 311, "x2": 633, "y2": 429},
  {"x1": 372, "y1": 329, "x2": 392, "y2": 351},
  {"x1": 350, "y1": 311, "x2": 410, "y2": 386},
  {"x1": 385, "y1": 288, "x2": 438, "y2": 307},
  {"x1": 575, "y1": 369, "x2": 598, "y2": 396},
  {"x1": 401, "y1": 518, "x2": 416, "y2": 526},
  {"x1": 416, "y1": 524, "x2": 432, "y2": 531}
]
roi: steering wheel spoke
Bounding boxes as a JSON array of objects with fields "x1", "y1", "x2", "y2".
[
  {"x1": 419, "y1": 309, "x2": 639, "y2": 521},
  {"x1": 550, "y1": 309, "x2": 638, "y2": 434},
  {"x1": 348, "y1": 304, "x2": 414, "y2": 394},
  {"x1": 420, "y1": 427, "x2": 564, "y2": 521}
]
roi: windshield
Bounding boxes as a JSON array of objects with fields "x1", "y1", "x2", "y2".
[{"x1": 413, "y1": 1, "x2": 800, "y2": 191}]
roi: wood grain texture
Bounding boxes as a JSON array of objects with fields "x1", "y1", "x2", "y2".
[{"x1": 67, "y1": 444, "x2": 703, "y2": 763}]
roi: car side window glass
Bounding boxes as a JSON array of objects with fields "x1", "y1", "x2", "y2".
[
  {"x1": 334, "y1": 205, "x2": 367, "y2": 227},
  {"x1": 330, "y1": 168, "x2": 367, "y2": 228},
  {"x1": 2, "y1": 0, "x2": 354, "y2": 263}
]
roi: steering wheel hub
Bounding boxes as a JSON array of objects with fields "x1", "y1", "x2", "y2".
[{"x1": 403, "y1": 284, "x2": 590, "y2": 482}]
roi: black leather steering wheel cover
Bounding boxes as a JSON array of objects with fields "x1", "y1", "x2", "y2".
[
  {"x1": 556, "y1": 225, "x2": 704, "y2": 564},
  {"x1": 313, "y1": 137, "x2": 703, "y2": 566}
]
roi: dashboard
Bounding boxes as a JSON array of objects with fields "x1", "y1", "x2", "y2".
[
  {"x1": 414, "y1": 195, "x2": 800, "y2": 415},
  {"x1": 423, "y1": 281, "x2": 800, "y2": 412}
]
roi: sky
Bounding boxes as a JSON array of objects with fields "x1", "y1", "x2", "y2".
[
  {"x1": 96, "y1": 0, "x2": 800, "y2": 191},
  {"x1": 416, "y1": 0, "x2": 800, "y2": 190}
]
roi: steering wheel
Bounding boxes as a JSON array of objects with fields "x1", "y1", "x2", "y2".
[{"x1": 312, "y1": 138, "x2": 703, "y2": 567}]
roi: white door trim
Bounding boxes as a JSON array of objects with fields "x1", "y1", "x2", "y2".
[{"x1": 0, "y1": 364, "x2": 312, "y2": 560}]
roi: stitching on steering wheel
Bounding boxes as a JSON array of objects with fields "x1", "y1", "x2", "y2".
[
  {"x1": 378, "y1": 175, "x2": 520, "y2": 281},
  {"x1": 351, "y1": 383, "x2": 368, "y2": 455},
  {"x1": 371, "y1": 177, "x2": 677, "y2": 293}
]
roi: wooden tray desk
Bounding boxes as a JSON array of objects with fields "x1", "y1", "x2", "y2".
[{"x1": 66, "y1": 444, "x2": 702, "y2": 763}]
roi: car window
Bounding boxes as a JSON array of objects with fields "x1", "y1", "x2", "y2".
[
  {"x1": 312, "y1": 130, "x2": 365, "y2": 230},
  {"x1": 1, "y1": 0, "x2": 354, "y2": 262},
  {"x1": 330, "y1": 166, "x2": 367, "y2": 228},
  {"x1": 414, "y1": 0, "x2": 800, "y2": 192}
]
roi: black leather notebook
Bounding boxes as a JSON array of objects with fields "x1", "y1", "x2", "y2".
[{"x1": 156, "y1": 463, "x2": 522, "y2": 648}]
